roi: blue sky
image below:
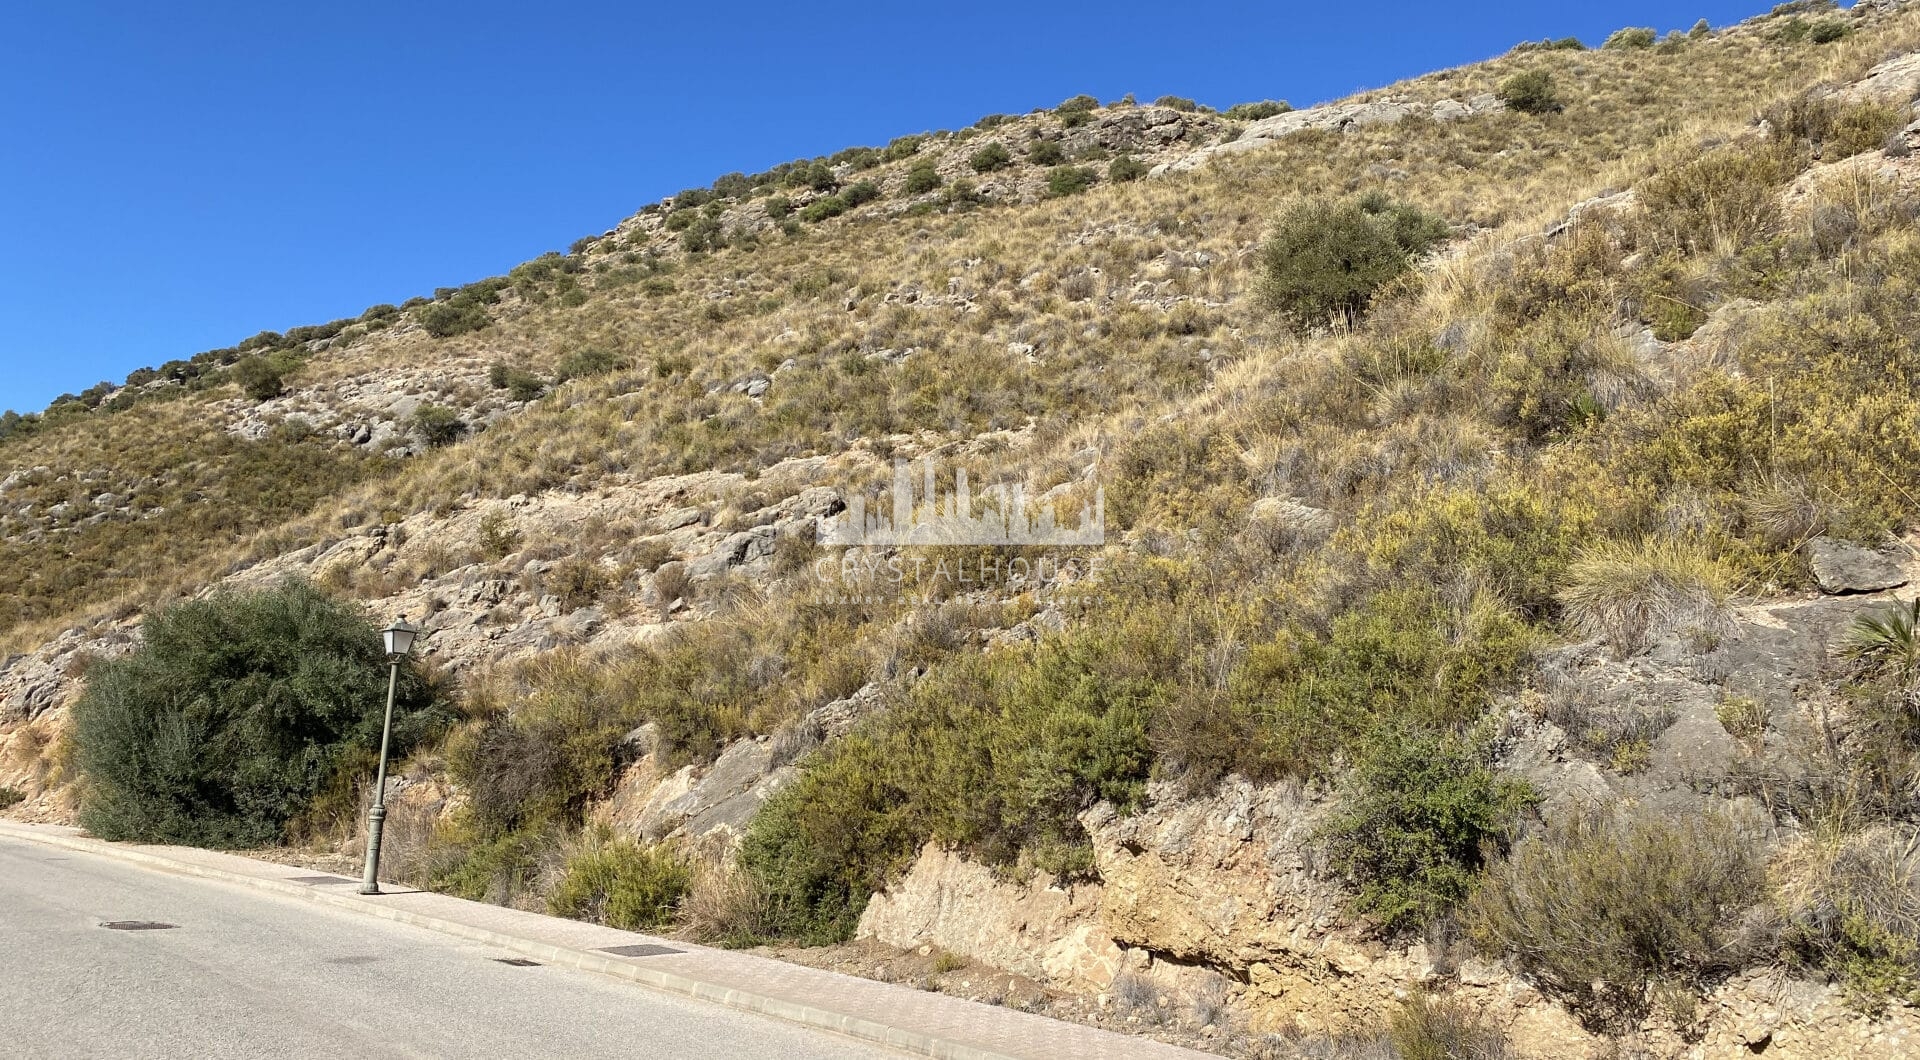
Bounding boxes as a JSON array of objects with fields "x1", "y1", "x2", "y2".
[{"x1": 1, "y1": 1, "x2": 1789, "y2": 413}]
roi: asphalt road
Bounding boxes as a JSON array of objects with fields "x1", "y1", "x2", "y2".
[{"x1": 0, "y1": 834, "x2": 902, "y2": 1059}]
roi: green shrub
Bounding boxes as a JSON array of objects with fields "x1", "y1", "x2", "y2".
[
  {"x1": 0, "y1": 786, "x2": 22, "y2": 810},
  {"x1": 411, "y1": 405, "x2": 467, "y2": 448},
  {"x1": 1809, "y1": 19, "x2": 1848, "y2": 44},
  {"x1": 1633, "y1": 139, "x2": 1800, "y2": 255},
  {"x1": 1152, "y1": 95, "x2": 1198, "y2": 112},
  {"x1": 799, "y1": 196, "x2": 848, "y2": 223},
  {"x1": 1045, "y1": 165, "x2": 1096, "y2": 198},
  {"x1": 1602, "y1": 26, "x2": 1656, "y2": 49},
  {"x1": 763, "y1": 194, "x2": 792, "y2": 220},
  {"x1": 882, "y1": 134, "x2": 925, "y2": 162},
  {"x1": 1470, "y1": 805, "x2": 1766, "y2": 1027},
  {"x1": 1320, "y1": 731, "x2": 1536, "y2": 934},
  {"x1": 1026, "y1": 139, "x2": 1065, "y2": 165},
  {"x1": 488, "y1": 363, "x2": 546, "y2": 402},
  {"x1": 1107, "y1": 155, "x2": 1149, "y2": 183},
  {"x1": 1497, "y1": 70, "x2": 1562, "y2": 115},
  {"x1": 72, "y1": 581, "x2": 448, "y2": 847},
  {"x1": 1513, "y1": 37, "x2": 1586, "y2": 52},
  {"x1": 841, "y1": 180, "x2": 881, "y2": 207},
  {"x1": 232, "y1": 356, "x2": 287, "y2": 401},
  {"x1": 904, "y1": 162, "x2": 942, "y2": 195},
  {"x1": 418, "y1": 300, "x2": 491, "y2": 338},
  {"x1": 741, "y1": 622, "x2": 1161, "y2": 941},
  {"x1": 1224, "y1": 100, "x2": 1290, "y2": 120},
  {"x1": 1779, "y1": 826, "x2": 1920, "y2": 1013},
  {"x1": 1055, "y1": 94, "x2": 1099, "y2": 114},
  {"x1": 550, "y1": 833, "x2": 692, "y2": 929},
  {"x1": 554, "y1": 346, "x2": 624, "y2": 383},
  {"x1": 1257, "y1": 192, "x2": 1449, "y2": 328},
  {"x1": 969, "y1": 142, "x2": 1013, "y2": 173}
]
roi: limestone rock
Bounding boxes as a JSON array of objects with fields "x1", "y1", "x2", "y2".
[{"x1": 1806, "y1": 536, "x2": 1909, "y2": 594}]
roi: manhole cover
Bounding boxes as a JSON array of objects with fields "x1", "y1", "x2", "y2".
[
  {"x1": 102, "y1": 921, "x2": 177, "y2": 931},
  {"x1": 286, "y1": 875, "x2": 353, "y2": 886},
  {"x1": 598, "y1": 944, "x2": 683, "y2": 958},
  {"x1": 494, "y1": 957, "x2": 541, "y2": 967}
]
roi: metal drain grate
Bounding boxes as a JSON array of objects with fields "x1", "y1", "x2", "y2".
[
  {"x1": 102, "y1": 921, "x2": 177, "y2": 931},
  {"x1": 285, "y1": 875, "x2": 354, "y2": 886},
  {"x1": 494, "y1": 957, "x2": 541, "y2": 967},
  {"x1": 598, "y1": 944, "x2": 683, "y2": 958}
]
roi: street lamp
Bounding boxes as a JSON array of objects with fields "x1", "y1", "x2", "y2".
[{"x1": 359, "y1": 615, "x2": 422, "y2": 895}]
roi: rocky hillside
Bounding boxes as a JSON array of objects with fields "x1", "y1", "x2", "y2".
[{"x1": 10, "y1": 1, "x2": 1920, "y2": 1056}]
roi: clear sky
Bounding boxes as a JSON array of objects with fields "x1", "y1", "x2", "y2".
[{"x1": 0, "y1": 1, "x2": 1793, "y2": 413}]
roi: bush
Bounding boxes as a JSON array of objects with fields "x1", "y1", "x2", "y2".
[
  {"x1": 1778, "y1": 825, "x2": 1920, "y2": 1013},
  {"x1": 1319, "y1": 731, "x2": 1536, "y2": 934},
  {"x1": 799, "y1": 196, "x2": 847, "y2": 223},
  {"x1": 1633, "y1": 139, "x2": 1800, "y2": 255},
  {"x1": 1045, "y1": 165, "x2": 1096, "y2": 198},
  {"x1": 1469, "y1": 805, "x2": 1766, "y2": 1026},
  {"x1": 1055, "y1": 94, "x2": 1099, "y2": 114},
  {"x1": 1026, "y1": 139, "x2": 1065, "y2": 165},
  {"x1": 550, "y1": 833, "x2": 692, "y2": 930},
  {"x1": 488, "y1": 363, "x2": 546, "y2": 402},
  {"x1": 763, "y1": 194, "x2": 791, "y2": 220},
  {"x1": 903, "y1": 162, "x2": 942, "y2": 195},
  {"x1": 1602, "y1": 27, "x2": 1656, "y2": 49},
  {"x1": 1257, "y1": 192, "x2": 1449, "y2": 327},
  {"x1": 72, "y1": 581, "x2": 447, "y2": 847},
  {"x1": 1225, "y1": 100, "x2": 1290, "y2": 120},
  {"x1": 969, "y1": 142, "x2": 1012, "y2": 173},
  {"x1": 418, "y1": 300, "x2": 491, "y2": 338},
  {"x1": 411, "y1": 405, "x2": 467, "y2": 448},
  {"x1": 1107, "y1": 155, "x2": 1149, "y2": 183},
  {"x1": 1388, "y1": 992, "x2": 1511, "y2": 1060},
  {"x1": 1152, "y1": 95, "x2": 1198, "y2": 112},
  {"x1": 0, "y1": 786, "x2": 21, "y2": 810},
  {"x1": 841, "y1": 180, "x2": 881, "y2": 207},
  {"x1": 1497, "y1": 70, "x2": 1562, "y2": 115},
  {"x1": 554, "y1": 346, "x2": 625, "y2": 383},
  {"x1": 1809, "y1": 19, "x2": 1848, "y2": 44},
  {"x1": 232, "y1": 356, "x2": 286, "y2": 401},
  {"x1": 1559, "y1": 538, "x2": 1732, "y2": 656}
]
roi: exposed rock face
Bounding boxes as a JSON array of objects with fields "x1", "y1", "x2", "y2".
[
  {"x1": 1838, "y1": 51, "x2": 1920, "y2": 105},
  {"x1": 1149, "y1": 94, "x2": 1505, "y2": 178},
  {"x1": 1806, "y1": 536, "x2": 1910, "y2": 594},
  {"x1": 858, "y1": 843, "x2": 1123, "y2": 991}
]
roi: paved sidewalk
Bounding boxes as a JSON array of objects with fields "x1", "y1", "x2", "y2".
[{"x1": 0, "y1": 821, "x2": 1208, "y2": 1060}]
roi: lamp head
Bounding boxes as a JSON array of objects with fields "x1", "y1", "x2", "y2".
[{"x1": 382, "y1": 616, "x2": 422, "y2": 658}]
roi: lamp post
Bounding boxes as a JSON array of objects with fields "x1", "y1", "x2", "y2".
[{"x1": 359, "y1": 615, "x2": 421, "y2": 896}]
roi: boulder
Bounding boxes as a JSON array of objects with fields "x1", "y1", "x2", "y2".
[{"x1": 1806, "y1": 537, "x2": 1908, "y2": 594}]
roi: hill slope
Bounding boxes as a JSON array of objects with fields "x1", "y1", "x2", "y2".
[{"x1": 10, "y1": 2, "x2": 1920, "y2": 1055}]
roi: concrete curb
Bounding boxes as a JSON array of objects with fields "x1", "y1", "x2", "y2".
[{"x1": 0, "y1": 823, "x2": 1018, "y2": 1060}]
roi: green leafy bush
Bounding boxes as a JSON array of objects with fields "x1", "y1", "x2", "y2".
[
  {"x1": 1225, "y1": 100, "x2": 1291, "y2": 120},
  {"x1": 1257, "y1": 192, "x2": 1449, "y2": 327},
  {"x1": 800, "y1": 196, "x2": 848, "y2": 223},
  {"x1": 1602, "y1": 27, "x2": 1656, "y2": 49},
  {"x1": 1809, "y1": 19, "x2": 1848, "y2": 44},
  {"x1": 1045, "y1": 165, "x2": 1096, "y2": 197},
  {"x1": 1153, "y1": 95, "x2": 1198, "y2": 112},
  {"x1": 488, "y1": 363, "x2": 546, "y2": 402},
  {"x1": 0, "y1": 786, "x2": 22, "y2": 810},
  {"x1": 904, "y1": 162, "x2": 942, "y2": 195},
  {"x1": 1497, "y1": 70, "x2": 1562, "y2": 115},
  {"x1": 550, "y1": 833, "x2": 692, "y2": 929},
  {"x1": 554, "y1": 346, "x2": 625, "y2": 383},
  {"x1": 1320, "y1": 731, "x2": 1535, "y2": 933},
  {"x1": 763, "y1": 194, "x2": 792, "y2": 220},
  {"x1": 1026, "y1": 139, "x2": 1065, "y2": 165},
  {"x1": 411, "y1": 405, "x2": 467, "y2": 448},
  {"x1": 418, "y1": 300, "x2": 491, "y2": 338},
  {"x1": 1779, "y1": 825, "x2": 1920, "y2": 1013},
  {"x1": 72, "y1": 581, "x2": 447, "y2": 847},
  {"x1": 841, "y1": 180, "x2": 881, "y2": 207},
  {"x1": 969, "y1": 142, "x2": 1013, "y2": 173},
  {"x1": 232, "y1": 356, "x2": 287, "y2": 401},
  {"x1": 1469, "y1": 805, "x2": 1766, "y2": 1027},
  {"x1": 1108, "y1": 155, "x2": 1149, "y2": 183}
]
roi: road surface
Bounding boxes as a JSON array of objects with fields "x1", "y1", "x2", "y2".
[{"x1": 0, "y1": 833, "x2": 902, "y2": 1059}]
